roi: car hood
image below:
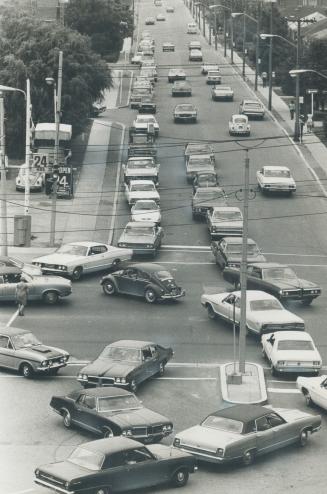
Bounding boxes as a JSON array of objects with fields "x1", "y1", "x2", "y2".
[
  {"x1": 265, "y1": 278, "x2": 318, "y2": 290},
  {"x1": 19, "y1": 344, "x2": 68, "y2": 359},
  {"x1": 119, "y1": 232, "x2": 155, "y2": 244},
  {"x1": 17, "y1": 174, "x2": 42, "y2": 186},
  {"x1": 30, "y1": 275, "x2": 71, "y2": 287},
  {"x1": 33, "y1": 253, "x2": 84, "y2": 265},
  {"x1": 227, "y1": 253, "x2": 266, "y2": 263},
  {"x1": 102, "y1": 408, "x2": 169, "y2": 427},
  {"x1": 128, "y1": 191, "x2": 160, "y2": 200},
  {"x1": 134, "y1": 121, "x2": 159, "y2": 128},
  {"x1": 211, "y1": 220, "x2": 243, "y2": 228},
  {"x1": 213, "y1": 88, "x2": 232, "y2": 94},
  {"x1": 125, "y1": 168, "x2": 158, "y2": 177},
  {"x1": 176, "y1": 425, "x2": 240, "y2": 449},
  {"x1": 297, "y1": 375, "x2": 326, "y2": 389},
  {"x1": 273, "y1": 349, "x2": 321, "y2": 361},
  {"x1": 193, "y1": 198, "x2": 227, "y2": 207},
  {"x1": 132, "y1": 212, "x2": 161, "y2": 222},
  {"x1": 37, "y1": 461, "x2": 90, "y2": 483},
  {"x1": 81, "y1": 359, "x2": 135, "y2": 378},
  {"x1": 175, "y1": 108, "x2": 196, "y2": 114}
]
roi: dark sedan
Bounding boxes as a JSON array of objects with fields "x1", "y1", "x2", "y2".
[
  {"x1": 192, "y1": 172, "x2": 219, "y2": 192},
  {"x1": 211, "y1": 237, "x2": 266, "y2": 269},
  {"x1": 100, "y1": 263, "x2": 185, "y2": 303},
  {"x1": 50, "y1": 387, "x2": 173, "y2": 443},
  {"x1": 223, "y1": 262, "x2": 321, "y2": 304},
  {"x1": 192, "y1": 187, "x2": 227, "y2": 218},
  {"x1": 35, "y1": 437, "x2": 197, "y2": 493},
  {"x1": 78, "y1": 339, "x2": 173, "y2": 391}
]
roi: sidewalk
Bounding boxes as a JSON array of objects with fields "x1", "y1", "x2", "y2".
[{"x1": 220, "y1": 362, "x2": 267, "y2": 404}]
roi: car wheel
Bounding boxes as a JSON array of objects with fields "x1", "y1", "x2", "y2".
[
  {"x1": 207, "y1": 304, "x2": 216, "y2": 320},
  {"x1": 43, "y1": 290, "x2": 59, "y2": 305},
  {"x1": 72, "y1": 266, "x2": 83, "y2": 281},
  {"x1": 299, "y1": 429, "x2": 309, "y2": 447},
  {"x1": 302, "y1": 389, "x2": 313, "y2": 406},
  {"x1": 242, "y1": 449, "x2": 255, "y2": 466},
  {"x1": 144, "y1": 287, "x2": 157, "y2": 303},
  {"x1": 62, "y1": 409, "x2": 72, "y2": 428},
  {"x1": 102, "y1": 427, "x2": 114, "y2": 438},
  {"x1": 20, "y1": 363, "x2": 33, "y2": 379},
  {"x1": 102, "y1": 280, "x2": 116, "y2": 296},
  {"x1": 171, "y1": 468, "x2": 189, "y2": 487},
  {"x1": 129, "y1": 379, "x2": 138, "y2": 392}
]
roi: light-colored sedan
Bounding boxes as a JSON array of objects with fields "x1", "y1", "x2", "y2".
[
  {"x1": 125, "y1": 179, "x2": 160, "y2": 206},
  {"x1": 212, "y1": 85, "x2": 234, "y2": 101},
  {"x1": 145, "y1": 17, "x2": 155, "y2": 24},
  {"x1": 33, "y1": 242, "x2": 132, "y2": 280},
  {"x1": 168, "y1": 68, "x2": 186, "y2": 83},
  {"x1": 174, "y1": 104, "x2": 197, "y2": 123},
  {"x1": 201, "y1": 290, "x2": 305, "y2": 336},
  {"x1": 262, "y1": 331, "x2": 322, "y2": 375},
  {"x1": 131, "y1": 200, "x2": 161, "y2": 224},
  {"x1": 162, "y1": 41, "x2": 175, "y2": 52},
  {"x1": 16, "y1": 163, "x2": 44, "y2": 191},
  {"x1": 132, "y1": 115, "x2": 159, "y2": 136},
  {"x1": 206, "y1": 206, "x2": 243, "y2": 238},
  {"x1": 189, "y1": 49, "x2": 203, "y2": 61},
  {"x1": 156, "y1": 13, "x2": 166, "y2": 21},
  {"x1": 297, "y1": 375, "x2": 327, "y2": 409},
  {"x1": 257, "y1": 165, "x2": 296, "y2": 194},
  {"x1": 201, "y1": 63, "x2": 219, "y2": 75},
  {"x1": 206, "y1": 71, "x2": 221, "y2": 84},
  {"x1": 229, "y1": 114, "x2": 250, "y2": 136}
]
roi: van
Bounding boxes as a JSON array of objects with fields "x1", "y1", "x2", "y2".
[{"x1": 187, "y1": 22, "x2": 197, "y2": 34}]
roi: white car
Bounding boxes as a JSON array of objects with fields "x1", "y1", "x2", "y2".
[
  {"x1": 125, "y1": 179, "x2": 160, "y2": 206},
  {"x1": 297, "y1": 375, "x2": 327, "y2": 409},
  {"x1": 156, "y1": 13, "x2": 166, "y2": 21},
  {"x1": 262, "y1": 331, "x2": 322, "y2": 376},
  {"x1": 166, "y1": 5, "x2": 174, "y2": 12},
  {"x1": 188, "y1": 41, "x2": 201, "y2": 51},
  {"x1": 32, "y1": 242, "x2": 132, "y2": 280},
  {"x1": 132, "y1": 115, "x2": 159, "y2": 136},
  {"x1": 174, "y1": 104, "x2": 197, "y2": 123},
  {"x1": 212, "y1": 86, "x2": 234, "y2": 101},
  {"x1": 131, "y1": 200, "x2": 161, "y2": 224},
  {"x1": 168, "y1": 68, "x2": 186, "y2": 83},
  {"x1": 206, "y1": 71, "x2": 221, "y2": 85},
  {"x1": 16, "y1": 163, "x2": 44, "y2": 192},
  {"x1": 131, "y1": 53, "x2": 143, "y2": 65},
  {"x1": 257, "y1": 166, "x2": 296, "y2": 194},
  {"x1": 201, "y1": 63, "x2": 219, "y2": 75},
  {"x1": 201, "y1": 290, "x2": 305, "y2": 336},
  {"x1": 145, "y1": 17, "x2": 155, "y2": 25},
  {"x1": 189, "y1": 49, "x2": 203, "y2": 61},
  {"x1": 123, "y1": 157, "x2": 159, "y2": 184},
  {"x1": 162, "y1": 42, "x2": 175, "y2": 52},
  {"x1": 206, "y1": 206, "x2": 243, "y2": 238},
  {"x1": 187, "y1": 22, "x2": 197, "y2": 34},
  {"x1": 229, "y1": 114, "x2": 250, "y2": 136}
]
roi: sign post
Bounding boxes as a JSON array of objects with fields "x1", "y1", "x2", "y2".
[{"x1": 306, "y1": 88, "x2": 318, "y2": 116}]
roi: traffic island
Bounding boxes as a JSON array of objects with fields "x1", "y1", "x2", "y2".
[{"x1": 220, "y1": 362, "x2": 267, "y2": 405}]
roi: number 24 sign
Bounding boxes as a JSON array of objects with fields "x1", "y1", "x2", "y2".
[{"x1": 32, "y1": 153, "x2": 48, "y2": 169}]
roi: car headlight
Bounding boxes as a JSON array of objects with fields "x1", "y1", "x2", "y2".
[
  {"x1": 122, "y1": 429, "x2": 133, "y2": 436},
  {"x1": 313, "y1": 361, "x2": 321, "y2": 366},
  {"x1": 277, "y1": 361, "x2": 285, "y2": 366},
  {"x1": 41, "y1": 360, "x2": 48, "y2": 367},
  {"x1": 64, "y1": 481, "x2": 70, "y2": 488},
  {"x1": 115, "y1": 377, "x2": 121, "y2": 383},
  {"x1": 35, "y1": 469, "x2": 40, "y2": 476},
  {"x1": 146, "y1": 244, "x2": 154, "y2": 248},
  {"x1": 121, "y1": 378, "x2": 126, "y2": 383},
  {"x1": 78, "y1": 373, "x2": 88, "y2": 380},
  {"x1": 216, "y1": 448, "x2": 224, "y2": 457},
  {"x1": 17, "y1": 179, "x2": 21, "y2": 184},
  {"x1": 118, "y1": 243, "x2": 127, "y2": 248},
  {"x1": 173, "y1": 438, "x2": 180, "y2": 446}
]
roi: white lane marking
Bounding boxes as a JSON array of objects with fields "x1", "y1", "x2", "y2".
[
  {"x1": 158, "y1": 261, "x2": 215, "y2": 265},
  {"x1": 162, "y1": 245, "x2": 211, "y2": 250},
  {"x1": 108, "y1": 122, "x2": 125, "y2": 245},
  {"x1": 163, "y1": 245, "x2": 327, "y2": 258},
  {"x1": 268, "y1": 388, "x2": 300, "y2": 394},
  {"x1": 6, "y1": 310, "x2": 19, "y2": 327},
  {"x1": 157, "y1": 377, "x2": 217, "y2": 381},
  {"x1": 118, "y1": 70, "x2": 123, "y2": 105}
]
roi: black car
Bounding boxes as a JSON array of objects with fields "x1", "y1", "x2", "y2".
[
  {"x1": 192, "y1": 187, "x2": 227, "y2": 218},
  {"x1": 78, "y1": 339, "x2": 173, "y2": 391},
  {"x1": 223, "y1": 262, "x2": 321, "y2": 304},
  {"x1": 211, "y1": 237, "x2": 266, "y2": 269},
  {"x1": 35, "y1": 437, "x2": 197, "y2": 493},
  {"x1": 192, "y1": 172, "x2": 219, "y2": 192},
  {"x1": 50, "y1": 387, "x2": 173, "y2": 443},
  {"x1": 100, "y1": 263, "x2": 185, "y2": 303}
]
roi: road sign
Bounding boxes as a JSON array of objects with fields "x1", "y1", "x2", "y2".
[
  {"x1": 299, "y1": 96, "x2": 304, "y2": 104},
  {"x1": 32, "y1": 153, "x2": 48, "y2": 170},
  {"x1": 56, "y1": 164, "x2": 73, "y2": 198},
  {"x1": 307, "y1": 89, "x2": 318, "y2": 94}
]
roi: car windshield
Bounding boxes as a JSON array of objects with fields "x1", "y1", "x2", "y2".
[
  {"x1": 137, "y1": 117, "x2": 155, "y2": 123},
  {"x1": 12, "y1": 332, "x2": 41, "y2": 349},
  {"x1": 127, "y1": 161, "x2": 154, "y2": 169},
  {"x1": 213, "y1": 210, "x2": 242, "y2": 221},
  {"x1": 196, "y1": 190, "x2": 223, "y2": 200},
  {"x1": 244, "y1": 102, "x2": 261, "y2": 108},
  {"x1": 68, "y1": 447, "x2": 104, "y2": 471},
  {"x1": 227, "y1": 244, "x2": 259, "y2": 254},
  {"x1": 186, "y1": 144, "x2": 211, "y2": 154},
  {"x1": 277, "y1": 340, "x2": 314, "y2": 351},
  {"x1": 264, "y1": 169, "x2": 291, "y2": 178},
  {"x1": 202, "y1": 416, "x2": 243, "y2": 434},
  {"x1": 198, "y1": 175, "x2": 216, "y2": 183},
  {"x1": 217, "y1": 86, "x2": 230, "y2": 91},
  {"x1": 233, "y1": 117, "x2": 247, "y2": 123},
  {"x1": 177, "y1": 105, "x2": 194, "y2": 111},
  {"x1": 189, "y1": 158, "x2": 212, "y2": 166},
  {"x1": 134, "y1": 201, "x2": 158, "y2": 210},
  {"x1": 131, "y1": 184, "x2": 155, "y2": 192},
  {"x1": 156, "y1": 270, "x2": 173, "y2": 280},
  {"x1": 250, "y1": 299, "x2": 283, "y2": 311},
  {"x1": 262, "y1": 267, "x2": 297, "y2": 280},
  {"x1": 56, "y1": 244, "x2": 88, "y2": 256},
  {"x1": 98, "y1": 395, "x2": 141, "y2": 412},
  {"x1": 20, "y1": 169, "x2": 39, "y2": 177},
  {"x1": 125, "y1": 226, "x2": 154, "y2": 235},
  {"x1": 100, "y1": 347, "x2": 141, "y2": 362}
]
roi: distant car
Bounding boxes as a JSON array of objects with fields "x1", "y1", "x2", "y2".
[
  {"x1": 124, "y1": 180, "x2": 160, "y2": 206},
  {"x1": 0, "y1": 326, "x2": 69, "y2": 378},
  {"x1": 122, "y1": 157, "x2": 159, "y2": 184},
  {"x1": 35, "y1": 436, "x2": 197, "y2": 493},
  {"x1": 131, "y1": 53, "x2": 143, "y2": 65},
  {"x1": 229, "y1": 114, "x2": 250, "y2": 136},
  {"x1": 212, "y1": 85, "x2": 234, "y2": 101},
  {"x1": 193, "y1": 171, "x2": 219, "y2": 192},
  {"x1": 154, "y1": 0, "x2": 162, "y2": 4},
  {"x1": 131, "y1": 200, "x2": 161, "y2": 224},
  {"x1": 187, "y1": 22, "x2": 197, "y2": 34},
  {"x1": 297, "y1": 375, "x2": 327, "y2": 409},
  {"x1": 91, "y1": 101, "x2": 107, "y2": 117},
  {"x1": 188, "y1": 41, "x2": 201, "y2": 51},
  {"x1": 138, "y1": 96, "x2": 157, "y2": 114},
  {"x1": 201, "y1": 63, "x2": 219, "y2": 75},
  {"x1": 100, "y1": 265, "x2": 185, "y2": 306},
  {"x1": 131, "y1": 115, "x2": 159, "y2": 136},
  {"x1": 162, "y1": 41, "x2": 175, "y2": 52},
  {"x1": 117, "y1": 221, "x2": 163, "y2": 257},
  {"x1": 192, "y1": 187, "x2": 227, "y2": 218},
  {"x1": 78, "y1": 338, "x2": 174, "y2": 389},
  {"x1": 262, "y1": 331, "x2": 322, "y2": 376},
  {"x1": 201, "y1": 290, "x2": 305, "y2": 336},
  {"x1": 145, "y1": 17, "x2": 155, "y2": 24},
  {"x1": 211, "y1": 237, "x2": 266, "y2": 269},
  {"x1": 186, "y1": 154, "x2": 215, "y2": 182},
  {"x1": 189, "y1": 49, "x2": 203, "y2": 61},
  {"x1": 184, "y1": 142, "x2": 215, "y2": 162},
  {"x1": 206, "y1": 71, "x2": 221, "y2": 84},
  {"x1": 206, "y1": 206, "x2": 243, "y2": 238},
  {"x1": 239, "y1": 98, "x2": 265, "y2": 119},
  {"x1": 0, "y1": 255, "x2": 42, "y2": 276},
  {"x1": 168, "y1": 68, "x2": 186, "y2": 83},
  {"x1": 50, "y1": 387, "x2": 173, "y2": 442},
  {"x1": 156, "y1": 13, "x2": 166, "y2": 20},
  {"x1": 173, "y1": 404, "x2": 321, "y2": 466},
  {"x1": 33, "y1": 242, "x2": 132, "y2": 281},
  {"x1": 174, "y1": 104, "x2": 197, "y2": 123},
  {"x1": 166, "y1": 5, "x2": 175, "y2": 12},
  {"x1": 257, "y1": 165, "x2": 296, "y2": 194},
  {"x1": 16, "y1": 163, "x2": 44, "y2": 192},
  {"x1": 172, "y1": 81, "x2": 192, "y2": 97}
]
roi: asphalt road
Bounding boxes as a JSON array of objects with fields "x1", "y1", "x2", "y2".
[{"x1": 2, "y1": 0, "x2": 327, "y2": 493}]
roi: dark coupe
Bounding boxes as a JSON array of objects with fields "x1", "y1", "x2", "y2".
[
  {"x1": 78, "y1": 339, "x2": 173, "y2": 391},
  {"x1": 223, "y1": 262, "x2": 321, "y2": 304},
  {"x1": 100, "y1": 263, "x2": 185, "y2": 303},
  {"x1": 211, "y1": 237, "x2": 266, "y2": 269},
  {"x1": 35, "y1": 436, "x2": 197, "y2": 494},
  {"x1": 50, "y1": 387, "x2": 173, "y2": 443}
]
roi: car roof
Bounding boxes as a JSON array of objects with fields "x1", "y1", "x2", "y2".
[
  {"x1": 248, "y1": 262, "x2": 287, "y2": 269},
  {"x1": 214, "y1": 86, "x2": 231, "y2": 90},
  {"x1": 109, "y1": 339, "x2": 155, "y2": 348},
  {"x1": 243, "y1": 99, "x2": 261, "y2": 104},
  {"x1": 81, "y1": 436, "x2": 142, "y2": 455},
  {"x1": 211, "y1": 404, "x2": 271, "y2": 423},
  {"x1": 189, "y1": 153, "x2": 213, "y2": 159},
  {"x1": 64, "y1": 241, "x2": 107, "y2": 247},
  {"x1": 231, "y1": 290, "x2": 277, "y2": 300},
  {"x1": 0, "y1": 326, "x2": 30, "y2": 337},
  {"x1": 212, "y1": 206, "x2": 241, "y2": 212},
  {"x1": 232, "y1": 114, "x2": 247, "y2": 119},
  {"x1": 262, "y1": 165, "x2": 290, "y2": 171},
  {"x1": 269, "y1": 331, "x2": 312, "y2": 341},
  {"x1": 126, "y1": 221, "x2": 156, "y2": 227},
  {"x1": 129, "y1": 179, "x2": 156, "y2": 184}
]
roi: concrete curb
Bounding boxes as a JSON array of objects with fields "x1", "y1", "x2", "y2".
[{"x1": 220, "y1": 362, "x2": 267, "y2": 405}]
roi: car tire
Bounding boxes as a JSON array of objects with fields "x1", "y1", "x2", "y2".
[
  {"x1": 144, "y1": 287, "x2": 157, "y2": 303},
  {"x1": 242, "y1": 449, "x2": 255, "y2": 466},
  {"x1": 171, "y1": 468, "x2": 189, "y2": 487},
  {"x1": 207, "y1": 304, "x2": 216, "y2": 320},
  {"x1": 102, "y1": 280, "x2": 116, "y2": 296},
  {"x1": 20, "y1": 363, "x2": 34, "y2": 379},
  {"x1": 72, "y1": 266, "x2": 83, "y2": 281},
  {"x1": 62, "y1": 409, "x2": 72, "y2": 428},
  {"x1": 271, "y1": 365, "x2": 278, "y2": 377},
  {"x1": 129, "y1": 379, "x2": 138, "y2": 392},
  {"x1": 299, "y1": 429, "x2": 309, "y2": 447},
  {"x1": 43, "y1": 290, "x2": 59, "y2": 305},
  {"x1": 102, "y1": 427, "x2": 114, "y2": 438}
]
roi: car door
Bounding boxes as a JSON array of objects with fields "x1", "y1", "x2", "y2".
[
  {"x1": 84, "y1": 245, "x2": 108, "y2": 273},
  {"x1": 310, "y1": 377, "x2": 327, "y2": 409},
  {"x1": 0, "y1": 335, "x2": 16, "y2": 369},
  {"x1": 0, "y1": 274, "x2": 19, "y2": 301},
  {"x1": 266, "y1": 412, "x2": 296, "y2": 450},
  {"x1": 246, "y1": 266, "x2": 262, "y2": 290},
  {"x1": 254, "y1": 416, "x2": 275, "y2": 455},
  {"x1": 120, "y1": 447, "x2": 162, "y2": 490},
  {"x1": 141, "y1": 345, "x2": 160, "y2": 379},
  {"x1": 115, "y1": 269, "x2": 139, "y2": 294},
  {"x1": 73, "y1": 394, "x2": 100, "y2": 434}
]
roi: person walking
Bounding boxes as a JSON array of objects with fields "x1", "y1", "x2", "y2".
[
  {"x1": 299, "y1": 114, "x2": 306, "y2": 143},
  {"x1": 15, "y1": 279, "x2": 29, "y2": 316},
  {"x1": 306, "y1": 114, "x2": 313, "y2": 133},
  {"x1": 289, "y1": 100, "x2": 295, "y2": 120},
  {"x1": 261, "y1": 71, "x2": 267, "y2": 88}
]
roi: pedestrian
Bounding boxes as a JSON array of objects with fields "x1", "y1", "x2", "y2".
[
  {"x1": 299, "y1": 114, "x2": 306, "y2": 143},
  {"x1": 289, "y1": 100, "x2": 295, "y2": 120},
  {"x1": 261, "y1": 71, "x2": 267, "y2": 88},
  {"x1": 15, "y1": 279, "x2": 29, "y2": 316},
  {"x1": 306, "y1": 114, "x2": 313, "y2": 133}
]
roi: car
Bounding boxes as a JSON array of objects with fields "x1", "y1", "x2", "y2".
[
  {"x1": 140, "y1": 67, "x2": 157, "y2": 83},
  {"x1": 35, "y1": 436, "x2": 197, "y2": 493},
  {"x1": 189, "y1": 49, "x2": 203, "y2": 61},
  {"x1": 211, "y1": 237, "x2": 266, "y2": 269},
  {"x1": 206, "y1": 70, "x2": 221, "y2": 84},
  {"x1": 16, "y1": 163, "x2": 44, "y2": 191},
  {"x1": 131, "y1": 115, "x2": 159, "y2": 136},
  {"x1": 211, "y1": 85, "x2": 234, "y2": 101},
  {"x1": 130, "y1": 88, "x2": 153, "y2": 109},
  {"x1": 0, "y1": 326, "x2": 69, "y2": 378},
  {"x1": 166, "y1": 5, "x2": 175, "y2": 12},
  {"x1": 141, "y1": 59, "x2": 157, "y2": 69},
  {"x1": 122, "y1": 157, "x2": 160, "y2": 184},
  {"x1": 131, "y1": 53, "x2": 142, "y2": 65},
  {"x1": 201, "y1": 63, "x2": 219, "y2": 74},
  {"x1": 50, "y1": 387, "x2": 173, "y2": 442},
  {"x1": 0, "y1": 255, "x2": 42, "y2": 276},
  {"x1": 206, "y1": 206, "x2": 243, "y2": 238},
  {"x1": 201, "y1": 290, "x2": 305, "y2": 336},
  {"x1": 172, "y1": 81, "x2": 192, "y2": 97},
  {"x1": 257, "y1": 165, "x2": 296, "y2": 194},
  {"x1": 192, "y1": 187, "x2": 227, "y2": 218},
  {"x1": 0, "y1": 265, "x2": 71, "y2": 304},
  {"x1": 229, "y1": 114, "x2": 250, "y2": 136},
  {"x1": 184, "y1": 142, "x2": 215, "y2": 162},
  {"x1": 239, "y1": 98, "x2": 265, "y2": 119},
  {"x1": 187, "y1": 22, "x2": 197, "y2": 34},
  {"x1": 192, "y1": 171, "x2": 219, "y2": 192},
  {"x1": 91, "y1": 101, "x2": 107, "y2": 117},
  {"x1": 174, "y1": 104, "x2": 198, "y2": 123},
  {"x1": 141, "y1": 30, "x2": 152, "y2": 39},
  {"x1": 173, "y1": 404, "x2": 321, "y2": 466},
  {"x1": 188, "y1": 40, "x2": 201, "y2": 51},
  {"x1": 33, "y1": 242, "x2": 132, "y2": 281},
  {"x1": 131, "y1": 200, "x2": 161, "y2": 224},
  {"x1": 145, "y1": 16, "x2": 155, "y2": 24},
  {"x1": 124, "y1": 180, "x2": 160, "y2": 206},
  {"x1": 128, "y1": 133, "x2": 157, "y2": 159},
  {"x1": 138, "y1": 96, "x2": 157, "y2": 114},
  {"x1": 139, "y1": 40, "x2": 155, "y2": 53},
  {"x1": 297, "y1": 374, "x2": 327, "y2": 409},
  {"x1": 162, "y1": 41, "x2": 175, "y2": 52},
  {"x1": 154, "y1": 0, "x2": 162, "y2": 5},
  {"x1": 168, "y1": 68, "x2": 186, "y2": 83},
  {"x1": 141, "y1": 52, "x2": 155, "y2": 64},
  {"x1": 117, "y1": 221, "x2": 163, "y2": 257},
  {"x1": 186, "y1": 154, "x2": 215, "y2": 182},
  {"x1": 78, "y1": 338, "x2": 174, "y2": 389},
  {"x1": 223, "y1": 262, "x2": 321, "y2": 304},
  {"x1": 262, "y1": 331, "x2": 322, "y2": 376},
  {"x1": 156, "y1": 13, "x2": 166, "y2": 20}
]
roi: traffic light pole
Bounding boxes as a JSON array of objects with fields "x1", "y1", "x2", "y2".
[{"x1": 0, "y1": 93, "x2": 7, "y2": 256}]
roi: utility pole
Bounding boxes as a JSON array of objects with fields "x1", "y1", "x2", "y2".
[
  {"x1": 223, "y1": 9, "x2": 227, "y2": 56},
  {"x1": 242, "y1": 7, "x2": 246, "y2": 78},
  {"x1": 0, "y1": 93, "x2": 7, "y2": 256},
  {"x1": 214, "y1": 9, "x2": 218, "y2": 50},
  {"x1": 203, "y1": 4, "x2": 206, "y2": 38},
  {"x1": 254, "y1": 3, "x2": 261, "y2": 91},
  {"x1": 268, "y1": 1, "x2": 273, "y2": 110},
  {"x1": 230, "y1": 0, "x2": 234, "y2": 64},
  {"x1": 24, "y1": 78, "x2": 31, "y2": 216}
]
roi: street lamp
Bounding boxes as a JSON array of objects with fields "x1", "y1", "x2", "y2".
[
  {"x1": 232, "y1": 12, "x2": 259, "y2": 80},
  {"x1": 209, "y1": 4, "x2": 231, "y2": 55}
]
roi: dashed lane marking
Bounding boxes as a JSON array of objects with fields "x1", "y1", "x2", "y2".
[{"x1": 268, "y1": 388, "x2": 300, "y2": 394}]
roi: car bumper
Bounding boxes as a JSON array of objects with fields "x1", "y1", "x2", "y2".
[
  {"x1": 243, "y1": 112, "x2": 264, "y2": 118},
  {"x1": 261, "y1": 185, "x2": 296, "y2": 192},
  {"x1": 279, "y1": 292, "x2": 320, "y2": 301},
  {"x1": 207, "y1": 80, "x2": 221, "y2": 84},
  {"x1": 174, "y1": 446, "x2": 230, "y2": 464},
  {"x1": 213, "y1": 95, "x2": 233, "y2": 100},
  {"x1": 210, "y1": 230, "x2": 243, "y2": 238},
  {"x1": 192, "y1": 207, "x2": 211, "y2": 216},
  {"x1": 131, "y1": 247, "x2": 158, "y2": 256},
  {"x1": 159, "y1": 289, "x2": 185, "y2": 300},
  {"x1": 36, "y1": 362, "x2": 67, "y2": 372},
  {"x1": 230, "y1": 129, "x2": 249, "y2": 135},
  {"x1": 35, "y1": 479, "x2": 74, "y2": 494},
  {"x1": 16, "y1": 184, "x2": 43, "y2": 191},
  {"x1": 275, "y1": 365, "x2": 321, "y2": 373},
  {"x1": 172, "y1": 91, "x2": 191, "y2": 96},
  {"x1": 174, "y1": 115, "x2": 196, "y2": 121}
]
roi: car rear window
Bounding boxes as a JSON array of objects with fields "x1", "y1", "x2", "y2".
[
  {"x1": 277, "y1": 340, "x2": 314, "y2": 351},
  {"x1": 202, "y1": 416, "x2": 243, "y2": 434},
  {"x1": 250, "y1": 300, "x2": 283, "y2": 311}
]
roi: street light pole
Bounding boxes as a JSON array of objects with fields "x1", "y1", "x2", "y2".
[
  {"x1": 242, "y1": 8, "x2": 246, "y2": 78},
  {"x1": 214, "y1": 9, "x2": 218, "y2": 50},
  {"x1": 0, "y1": 93, "x2": 7, "y2": 256},
  {"x1": 231, "y1": 14, "x2": 234, "y2": 64},
  {"x1": 254, "y1": 3, "x2": 261, "y2": 91},
  {"x1": 268, "y1": 2, "x2": 273, "y2": 111},
  {"x1": 223, "y1": 9, "x2": 227, "y2": 56},
  {"x1": 202, "y1": 4, "x2": 206, "y2": 38},
  {"x1": 294, "y1": 20, "x2": 301, "y2": 142},
  {"x1": 24, "y1": 78, "x2": 31, "y2": 216}
]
